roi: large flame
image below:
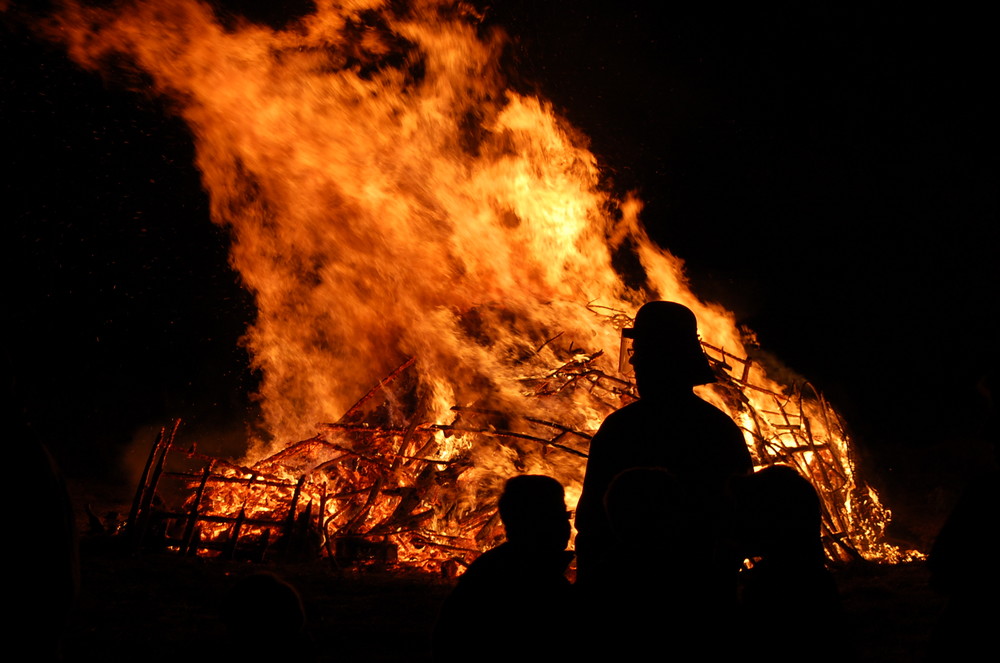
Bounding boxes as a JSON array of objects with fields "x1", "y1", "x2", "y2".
[{"x1": 46, "y1": 0, "x2": 909, "y2": 565}]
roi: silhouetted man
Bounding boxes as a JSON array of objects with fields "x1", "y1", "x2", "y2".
[{"x1": 575, "y1": 301, "x2": 752, "y2": 585}]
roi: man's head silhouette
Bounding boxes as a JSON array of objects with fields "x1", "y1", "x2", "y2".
[{"x1": 623, "y1": 301, "x2": 715, "y2": 395}]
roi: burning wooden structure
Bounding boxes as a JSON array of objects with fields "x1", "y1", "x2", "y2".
[{"x1": 127, "y1": 319, "x2": 903, "y2": 569}]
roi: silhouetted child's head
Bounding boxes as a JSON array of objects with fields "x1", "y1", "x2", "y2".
[
  {"x1": 736, "y1": 465, "x2": 823, "y2": 561},
  {"x1": 498, "y1": 475, "x2": 570, "y2": 551}
]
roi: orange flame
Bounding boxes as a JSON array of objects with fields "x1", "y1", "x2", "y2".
[{"x1": 46, "y1": 0, "x2": 913, "y2": 564}]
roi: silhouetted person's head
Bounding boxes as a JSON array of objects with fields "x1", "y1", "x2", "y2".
[
  {"x1": 498, "y1": 475, "x2": 570, "y2": 552},
  {"x1": 736, "y1": 465, "x2": 824, "y2": 562},
  {"x1": 623, "y1": 301, "x2": 715, "y2": 397}
]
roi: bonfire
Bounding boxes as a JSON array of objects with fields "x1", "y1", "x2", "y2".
[{"x1": 46, "y1": 0, "x2": 911, "y2": 568}]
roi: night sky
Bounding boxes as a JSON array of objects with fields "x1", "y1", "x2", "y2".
[{"x1": 4, "y1": 2, "x2": 996, "y2": 522}]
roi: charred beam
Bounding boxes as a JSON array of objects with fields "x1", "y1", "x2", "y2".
[
  {"x1": 338, "y1": 356, "x2": 417, "y2": 421},
  {"x1": 181, "y1": 462, "x2": 213, "y2": 556},
  {"x1": 132, "y1": 419, "x2": 181, "y2": 549},
  {"x1": 432, "y1": 424, "x2": 588, "y2": 458}
]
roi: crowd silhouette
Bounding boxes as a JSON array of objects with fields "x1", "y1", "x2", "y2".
[
  {"x1": 432, "y1": 301, "x2": 850, "y2": 660},
  {"x1": 35, "y1": 301, "x2": 996, "y2": 660}
]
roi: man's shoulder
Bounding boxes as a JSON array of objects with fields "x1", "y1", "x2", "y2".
[
  {"x1": 690, "y1": 395, "x2": 739, "y2": 422},
  {"x1": 598, "y1": 400, "x2": 646, "y2": 427}
]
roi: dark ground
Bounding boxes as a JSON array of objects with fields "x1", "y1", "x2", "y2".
[{"x1": 62, "y1": 476, "x2": 948, "y2": 663}]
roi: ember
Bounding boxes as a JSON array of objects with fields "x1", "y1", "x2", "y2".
[{"x1": 48, "y1": 0, "x2": 915, "y2": 567}]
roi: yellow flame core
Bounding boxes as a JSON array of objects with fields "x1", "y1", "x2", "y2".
[{"x1": 49, "y1": 0, "x2": 914, "y2": 564}]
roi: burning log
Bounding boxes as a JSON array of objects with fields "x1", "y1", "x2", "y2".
[
  {"x1": 127, "y1": 419, "x2": 180, "y2": 550},
  {"x1": 339, "y1": 357, "x2": 418, "y2": 424},
  {"x1": 222, "y1": 508, "x2": 247, "y2": 560},
  {"x1": 432, "y1": 424, "x2": 588, "y2": 459},
  {"x1": 277, "y1": 476, "x2": 308, "y2": 550},
  {"x1": 180, "y1": 462, "x2": 212, "y2": 556}
]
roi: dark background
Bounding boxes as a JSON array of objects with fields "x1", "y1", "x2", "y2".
[{"x1": 4, "y1": 1, "x2": 996, "y2": 546}]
